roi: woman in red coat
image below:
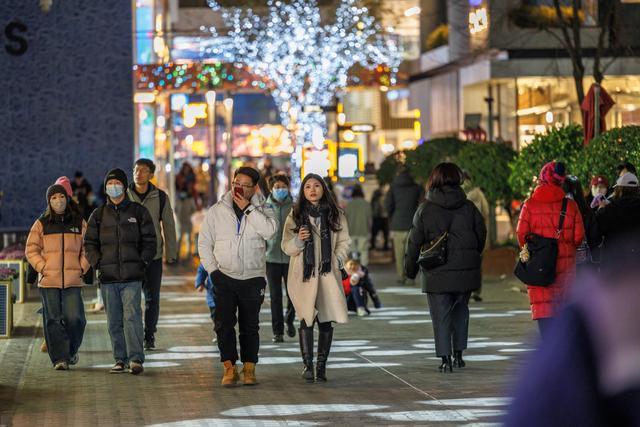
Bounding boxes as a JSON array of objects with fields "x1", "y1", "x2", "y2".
[{"x1": 516, "y1": 162, "x2": 585, "y2": 337}]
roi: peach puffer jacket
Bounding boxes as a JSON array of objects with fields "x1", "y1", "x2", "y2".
[{"x1": 25, "y1": 213, "x2": 90, "y2": 288}]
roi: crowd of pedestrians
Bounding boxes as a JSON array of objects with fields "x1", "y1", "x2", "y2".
[{"x1": 25, "y1": 154, "x2": 637, "y2": 391}]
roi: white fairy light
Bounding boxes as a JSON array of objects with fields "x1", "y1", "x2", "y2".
[{"x1": 204, "y1": 0, "x2": 401, "y2": 186}]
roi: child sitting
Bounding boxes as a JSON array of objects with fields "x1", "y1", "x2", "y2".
[
  {"x1": 342, "y1": 256, "x2": 382, "y2": 317},
  {"x1": 195, "y1": 263, "x2": 216, "y2": 342}
]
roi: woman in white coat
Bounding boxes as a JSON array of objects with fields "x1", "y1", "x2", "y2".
[{"x1": 282, "y1": 174, "x2": 351, "y2": 383}]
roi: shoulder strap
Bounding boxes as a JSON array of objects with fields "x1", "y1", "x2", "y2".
[
  {"x1": 556, "y1": 198, "x2": 569, "y2": 238},
  {"x1": 158, "y1": 190, "x2": 167, "y2": 223}
]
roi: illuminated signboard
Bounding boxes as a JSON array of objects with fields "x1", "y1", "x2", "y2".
[{"x1": 469, "y1": 6, "x2": 488, "y2": 35}]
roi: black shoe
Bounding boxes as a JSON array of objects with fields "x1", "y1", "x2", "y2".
[
  {"x1": 438, "y1": 356, "x2": 453, "y2": 373},
  {"x1": 472, "y1": 293, "x2": 483, "y2": 302},
  {"x1": 144, "y1": 335, "x2": 155, "y2": 351},
  {"x1": 286, "y1": 321, "x2": 296, "y2": 338},
  {"x1": 272, "y1": 334, "x2": 284, "y2": 343},
  {"x1": 371, "y1": 294, "x2": 382, "y2": 309},
  {"x1": 315, "y1": 327, "x2": 334, "y2": 382},
  {"x1": 453, "y1": 350, "x2": 466, "y2": 368},
  {"x1": 298, "y1": 326, "x2": 315, "y2": 383}
]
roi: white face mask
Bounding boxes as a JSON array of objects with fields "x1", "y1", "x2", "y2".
[
  {"x1": 51, "y1": 198, "x2": 67, "y2": 214},
  {"x1": 106, "y1": 184, "x2": 124, "y2": 198}
]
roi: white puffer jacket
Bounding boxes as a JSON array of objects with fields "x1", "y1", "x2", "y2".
[{"x1": 198, "y1": 192, "x2": 277, "y2": 280}]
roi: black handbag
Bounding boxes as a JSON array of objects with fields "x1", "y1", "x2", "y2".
[
  {"x1": 418, "y1": 211, "x2": 453, "y2": 271},
  {"x1": 514, "y1": 198, "x2": 568, "y2": 286}
]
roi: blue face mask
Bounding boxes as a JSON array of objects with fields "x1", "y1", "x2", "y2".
[
  {"x1": 272, "y1": 188, "x2": 289, "y2": 202},
  {"x1": 106, "y1": 183, "x2": 124, "y2": 198}
]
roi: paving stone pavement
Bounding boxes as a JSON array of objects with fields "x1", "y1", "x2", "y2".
[{"x1": 0, "y1": 263, "x2": 538, "y2": 427}]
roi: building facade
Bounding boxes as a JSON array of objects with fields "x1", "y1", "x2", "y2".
[{"x1": 409, "y1": 0, "x2": 640, "y2": 149}]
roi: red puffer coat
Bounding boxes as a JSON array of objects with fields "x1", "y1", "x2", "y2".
[{"x1": 517, "y1": 184, "x2": 585, "y2": 320}]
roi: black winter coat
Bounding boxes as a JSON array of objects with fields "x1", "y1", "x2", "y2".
[
  {"x1": 595, "y1": 195, "x2": 640, "y2": 274},
  {"x1": 384, "y1": 171, "x2": 424, "y2": 231},
  {"x1": 405, "y1": 185, "x2": 486, "y2": 293},
  {"x1": 84, "y1": 198, "x2": 157, "y2": 284}
]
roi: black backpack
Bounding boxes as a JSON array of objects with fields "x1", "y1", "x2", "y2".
[{"x1": 514, "y1": 198, "x2": 568, "y2": 287}]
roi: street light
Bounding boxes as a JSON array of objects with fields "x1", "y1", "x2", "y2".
[{"x1": 223, "y1": 96, "x2": 234, "y2": 190}]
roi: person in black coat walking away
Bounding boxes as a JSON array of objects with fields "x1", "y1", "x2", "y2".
[
  {"x1": 404, "y1": 163, "x2": 486, "y2": 372},
  {"x1": 84, "y1": 168, "x2": 157, "y2": 375},
  {"x1": 385, "y1": 167, "x2": 424, "y2": 285},
  {"x1": 595, "y1": 172, "x2": 640, "y2": 275}
]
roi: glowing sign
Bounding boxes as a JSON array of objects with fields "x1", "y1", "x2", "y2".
[{"x1": 469, "y1": 7, "x2": 488, "y2": 35}]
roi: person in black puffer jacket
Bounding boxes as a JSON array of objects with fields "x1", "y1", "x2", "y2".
[
  {"x1": 84, "y1": 168, "x2": 156, "y2": 375},
  {"x1": 404, "y1": 162, "x2": 486, "y2": 373}
]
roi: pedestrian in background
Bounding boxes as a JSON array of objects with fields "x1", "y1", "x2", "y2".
[
  {"x1": 281, "y1": 174, "x2": 351, "y2": 383},
  {"x1": 198, "y1": 166, "x2": 277, "y2": 387},
  {"x1": 71, "y1": 171, "x2": 96, "y2": 220},
  {"x1": 265, "y1": 174, "x2": 296, "y2": 343},
  {"x1": 175, "y1": 162, "x2": 199, "y2": 261},
  {"x1": 84, "y1": 169, "x2": 157, "y2": 375},
  {"x1": 596, "y1": 172, "x2": 640, "y2": 275},
  {"x1": 127, "y1": 158, "x2": 178, "y2": 351},
  {"x1": 385, "y1": 167, "x2": 423, "y2": 285},
  {"x1": 195, "y1": 263, "x2": 216, "y2": 342},
  {"x1": 405, "y1": 163, "x2": 486, "y2": 372},
  {"x1": 463, "y1": 171, "x2": 489, "y2": 302},
  {"x1": 370, "y1": 183, "x2": 389, "y2": 251},
  {"x1": 516, "y1": 162, "x2": 584, "y2": 338},
  {"x1": 345, "y1": 185, "x2": 372, "y2": 267},
  {"x1": 26, "y1": 183, "x2": 90, "y2": 370}
]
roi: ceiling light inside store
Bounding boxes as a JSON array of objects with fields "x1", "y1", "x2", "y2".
[
  {"x1": 401, "y1": 140, "x2": 416, "y2": 150},
  {"x1": 134, "y1": 92, "x2": 155, "y2": 103},
  {"x1": 343, "y1": 130, "x2": 355, "y2": 142},
  {"x1": 545, "y1": 111, "x2": 554, "y2": 124},
  {"x1": 404, "y1": 6, "x2": 421, "y2": 17},
  {"x1": 381, "y1": 144, "x2": 395, "y2": 154}
]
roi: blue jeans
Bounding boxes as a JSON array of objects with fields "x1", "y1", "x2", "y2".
[
  {"x1": 41, "y1": 287, "x2": 86, "y2": 364},
  {"x1": 101, "y1": 281, "x2": 145, "y2": 364}
]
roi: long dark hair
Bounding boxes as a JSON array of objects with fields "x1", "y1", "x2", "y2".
[
  {"x1": 291, "y1": 173, "x2": 342, "y2": 232},
  {"x1": 427, "y1": 162, "x2": 463, "y2": 192},
  {"x1": 563, "y1": 176, "x2": 590, "y2": 218}
]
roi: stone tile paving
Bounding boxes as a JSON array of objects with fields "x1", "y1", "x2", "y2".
[{"x1": 0, "y1": 264, "x2": 537, "y2": 427}]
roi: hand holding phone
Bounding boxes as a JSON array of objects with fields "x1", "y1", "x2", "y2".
[{"x1": 234, "y1": 186, "x2": 244, "y2": 199}]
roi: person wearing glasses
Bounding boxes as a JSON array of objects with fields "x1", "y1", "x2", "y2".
[{"x1": 198, "y1": 166, "x2": 277, "y2": 387}]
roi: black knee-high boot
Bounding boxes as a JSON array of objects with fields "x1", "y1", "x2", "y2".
[
  {"x1": 298, "y1": 324, "x2": 314, "y2": 382},
  {"x1": 315, "y1": 326, "x2": 333, "y2": 382}
]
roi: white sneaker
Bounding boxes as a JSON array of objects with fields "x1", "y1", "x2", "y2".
[{"x1": 357, "y1": 307, "x2": 367, "y2": 317}]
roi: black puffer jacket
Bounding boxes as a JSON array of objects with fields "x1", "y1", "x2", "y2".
[
  {"x1": 595, "y1": 195, "x2": 640, "y2": 275},
  {"x1": 384, "y1": 171, "x2": 424, "y2": 231},
  {"x1": 84, "y1": 198, "x2": 156, "y2": 284},
  {"x1": 405, "y1": 185, "x2": 486, "y2": 293}
]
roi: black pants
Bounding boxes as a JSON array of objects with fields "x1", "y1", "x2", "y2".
[
  {"x1": 371, "y1": 217, "x2": 389, "y2": 249},
  {"x1": 266, "y1": 262, "x2": 295, "y2": 335},
  {"x1": 142, "y1": 258, "x2": 163, "y2": 338},
  {"x1": 212, "y1": 271, "x2": 266, "y2": 364},
  {"x1": 427, "y1": 292, "x2": 471, "y2": 357}
]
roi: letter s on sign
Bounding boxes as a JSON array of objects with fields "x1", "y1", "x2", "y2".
[{"x1": 5, "y1": 20, "x2": 28, "y2": 56}]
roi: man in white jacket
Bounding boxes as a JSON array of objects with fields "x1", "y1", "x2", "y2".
[{"x1": 198, "y1": 166, "x2": 277, "y2": 387}]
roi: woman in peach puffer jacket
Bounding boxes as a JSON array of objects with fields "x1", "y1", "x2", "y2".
[{"x1": 26, "y1": 183, "x2": 90, "y2": 371}]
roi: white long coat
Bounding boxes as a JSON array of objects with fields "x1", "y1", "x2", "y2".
[{"x1": 281, "y1": 212, "x2": 351, "y2": 326}]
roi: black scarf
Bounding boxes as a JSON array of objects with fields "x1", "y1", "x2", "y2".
[{"x1": 302, "y1": 204, "x2": 332, "y2": 282}]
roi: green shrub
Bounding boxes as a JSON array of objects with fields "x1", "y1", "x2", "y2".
[
  {"x1": 575, "y1": 126, "x2": 640, "y2": 186},
  {"x1": 457, "y1": 142, "x2": 516, "y2": 204},
  {"x1": 405, "y1": 137, "x2": 464, "y2": 184},
  {"x1": 376, "y1": 151, "x2": 403, "y2": 185},
  {"x1": 508, "y1": 125, "x2": 584, "y2": 198}
]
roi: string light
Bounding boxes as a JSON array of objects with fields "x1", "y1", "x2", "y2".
[{"x1": 204, "y1": 0, "x2": 401, "y2": 186}]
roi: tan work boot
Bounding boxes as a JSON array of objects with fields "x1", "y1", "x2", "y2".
[
  {"x1": 221, "y1": 361, "x2": 239, "y2": 387},
  {"x1": 40, "y1": 340, "x2": 48, "y2": 353},
  {"x1": 242, "y1": 362, "x2": 258, "y2": 386}
]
